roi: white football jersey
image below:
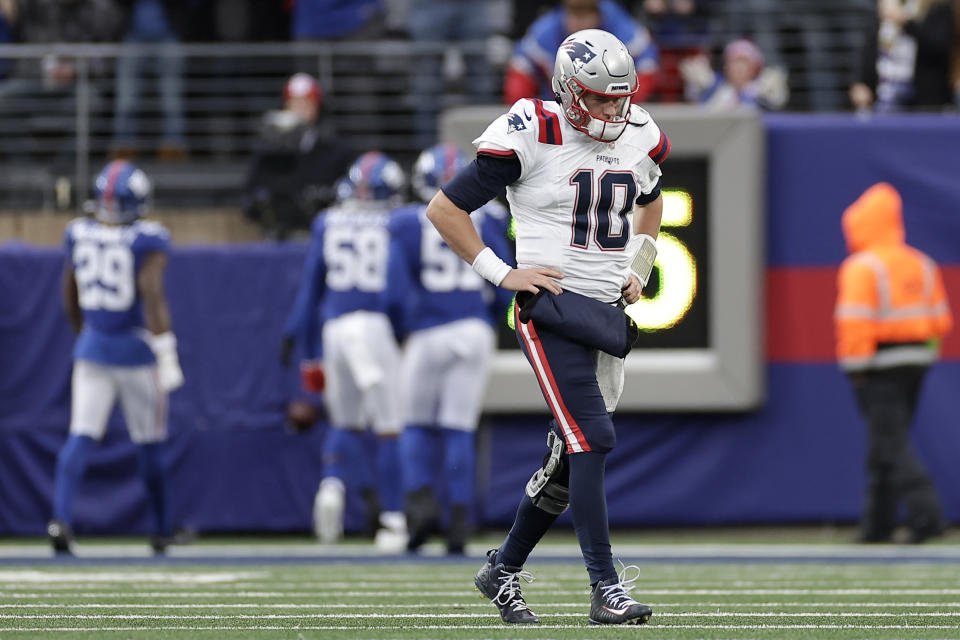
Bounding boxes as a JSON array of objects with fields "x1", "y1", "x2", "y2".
[{"x1": 474, "y1": 98, "x2": 669, "y2": 303}]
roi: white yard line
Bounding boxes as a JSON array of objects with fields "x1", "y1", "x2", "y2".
[
  {"x1": 2, "y1": 601, "x2": 959, "y2": 609},
  {"x1": 4, "y1": 612, "x2": 960, "y2": 619},
  {"x1": 0, "y1": 571, "x2": 261, "y2": 583},
  {"x1": 7, "y1": 587, "x2": 960, "y2": 598},
  {"x1": 2, "y1": 541, "x2": 960, "y2": 560},
  {"x1": 5, "y1": 624, "x2": 960, "y2": 631}
]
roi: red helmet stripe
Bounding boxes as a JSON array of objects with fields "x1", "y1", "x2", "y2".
[
  {"x1": 443, "y1": 144, "x2": 457, "y2": 182},
  {"x1": 357, "y1": 152, "x2": 380, "y2": 199},
  {"x1": 102, "y1": 160, "x2": 128, "y2": 213}
]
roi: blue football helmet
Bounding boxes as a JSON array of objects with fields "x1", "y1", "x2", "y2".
[
  {"x1": 412, "y1": 143, "x2": 468, "y2": 203},
  {"x1": 92, "y1": 160, "x2": 152, "y2": 224},
  {"x1": 339, "y1": 151, "x2": 406, "y2": 204}
]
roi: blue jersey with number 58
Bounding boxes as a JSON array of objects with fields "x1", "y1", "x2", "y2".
[
  {"x1": 64, "y1": 217, "x2": 169, "y2": 366},
  {"x1": 385, "y1": 201, "x2": 514, "y2": 335},
  {"x1": 283, "y1": 202, "x2": 394, "y2": 360}
]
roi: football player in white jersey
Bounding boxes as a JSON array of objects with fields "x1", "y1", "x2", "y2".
[
  {"x1": 425, "y1": 30, "x2": 667, "y2": 625},
  {"x1": 50, "y1": 160, "x2": 186, "y2": 554}
]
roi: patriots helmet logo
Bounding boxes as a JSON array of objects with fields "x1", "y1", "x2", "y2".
[
  {"x1": 506, "y1": 112, "x2": 527, "y2": 134},
  {"x1": 562, "y1": 40, "x2": 596, "y2": 73}
]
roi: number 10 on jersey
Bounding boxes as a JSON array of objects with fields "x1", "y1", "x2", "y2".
[{"x1": 569, "y1": 170, "x2": 637, "y2": 251}]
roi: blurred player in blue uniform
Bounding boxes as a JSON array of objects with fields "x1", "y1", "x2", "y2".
[
  {"x1": 385, "y1": 143, "x2": 514, "y2": 554},
  {"x1": 50, "y1": 159, "x2": 186, "y2": 555},
  {"x1": 283, "y1": 151, "x2": 407, "y2": 547}
]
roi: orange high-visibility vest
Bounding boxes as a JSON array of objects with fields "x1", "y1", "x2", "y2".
[{"x1": 835, "y1": 183, "x2": 952, "y2": 371}]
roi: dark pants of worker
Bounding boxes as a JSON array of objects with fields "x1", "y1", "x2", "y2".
[{"x1": 850, "y1": 365, "x2": 944, "y2": 540}]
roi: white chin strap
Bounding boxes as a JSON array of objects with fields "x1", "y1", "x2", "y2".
[{"x1": 586, "y1": 117, "x2": 627, "y2": 142}]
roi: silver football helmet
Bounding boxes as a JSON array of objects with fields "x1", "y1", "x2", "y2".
[{"x1": 551, "y1": 29, "x2": 638, "y2": 142}]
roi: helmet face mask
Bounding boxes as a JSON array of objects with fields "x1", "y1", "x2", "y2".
[{"x1": 552, "y1": 29, "x2": 638, "y2": 143}]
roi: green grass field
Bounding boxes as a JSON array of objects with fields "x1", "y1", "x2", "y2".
[{"x1": 1, "y1": 529, "x2": 959, "y2": 639}]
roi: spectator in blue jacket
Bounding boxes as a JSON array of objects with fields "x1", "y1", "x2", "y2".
[
  {"x1": 291, "y1": 0, "x2": 385, "y2": 40},
  {"x1": 503, "y1": 0, "x2": 659, "y2": 104}
]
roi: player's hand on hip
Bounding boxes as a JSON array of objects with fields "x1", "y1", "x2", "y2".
[
  {"x1": 501, "y1": 267, "x2": 564, "y2": 295},
  {"x1": 621, "y1": 273, "x2": 642, "y2": 304}
]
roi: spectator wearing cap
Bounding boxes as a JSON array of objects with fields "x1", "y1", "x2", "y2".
[
  {"x1": 284, "y1": 72, "x2": 323, "y2": 124},
  {"x1": 679, "y1": 38, "x2": 789, "y2": 110},
  {"x1": 242, "y1": 73, "x2": 356, "y2": 240}
]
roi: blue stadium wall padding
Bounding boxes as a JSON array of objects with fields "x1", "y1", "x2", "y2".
[
  {"x1": 764, "y1": 113, "x2": 960, "y2": 266},
  {"x1": 480, "y1": 364, "x2": 960, "y2": 528},
  {"x1": 2, "y1": 113, "x2": 960, "y2": 535}
]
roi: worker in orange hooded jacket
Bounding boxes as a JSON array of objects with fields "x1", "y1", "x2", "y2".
[{"x1": 835, "y1": 182, "x2": 952, "y2": 544}]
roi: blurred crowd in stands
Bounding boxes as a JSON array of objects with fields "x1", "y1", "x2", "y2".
[
  {"x1": 2, "y1": 0, "x2": 957, "y2": 114},
  {"x1": 0, "y1": 0, "x2": 958, "y2": 221}
]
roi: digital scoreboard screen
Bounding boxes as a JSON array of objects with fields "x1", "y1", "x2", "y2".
[
  {"x1": 628, "y1": 158, "x2": 709, "y2": 349},
  {"x1": 498, "y1": 158, "x2": 709, "y2": 351}
]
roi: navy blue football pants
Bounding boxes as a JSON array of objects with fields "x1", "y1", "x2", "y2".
[
  {"x1": 497, "y1": 303, "x2": 619, "y2": 585},
  {"x1": 514, "y1": 302, "x2": 616, "y2": 453}
]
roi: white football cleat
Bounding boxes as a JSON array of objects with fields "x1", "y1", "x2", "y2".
[
  {"x1": 313, "y1": 477, "x2": 345, "y2": 544},
  {"x1": 374, "y1": 510, "x2": 408, "y2": 553},
  {"x1": 379, "y1": 510, "x2": 407, "y2": 534}
]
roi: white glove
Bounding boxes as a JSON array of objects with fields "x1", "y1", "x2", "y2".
[
  {"x1": 149, "y1": 332, "x2": 185, "y2": 393},
  {"x1": 756, "y1": 67, "x2": 789, "y2": 109},
  {"x1": 679, "y1": 54, "x2": 714, "y2": 94}
]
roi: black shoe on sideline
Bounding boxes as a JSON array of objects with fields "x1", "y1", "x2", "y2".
[
  {"x1": 150, "y1": 526, "x2": 196, "y2": 554},
  {"x1": 446, "y1": 504, "x2": 470, "y2": 555},
  {"x1": 589, "y1": 568, "x2": 652, "y2": 625},
  {"x1": 404, "y1": 486, "x2": 440, "y2": 552},
  {"x1": 907, "y1": 521, "x2": 947, "y2": 544},
  {"x1": 474, "y1": 549, "x2": 540, "y2": 624},
  {"x1": 360, "y1": 488, "x2": 382, "y2": 538},
  {"x1": 855, "y1": 530, "x2": 893, "y2": 544}
]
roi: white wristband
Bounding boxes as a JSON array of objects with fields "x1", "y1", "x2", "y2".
[
  {"x1": 147, "y1": 331, "x2": 185, "y2": 393},
  {"x1": 630, "y1": 234, "x2": 658, "y2": 287},
  {"x1": 148, "y1": 331, "x2": 177, "y2": 356},
  {"x1": 471, "y1": 247, "x2": 512, "y2": 286}
]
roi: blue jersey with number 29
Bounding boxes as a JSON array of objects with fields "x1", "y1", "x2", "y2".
[{"x1": 64, "y1": 217, "x2": 170, "y2": 366}]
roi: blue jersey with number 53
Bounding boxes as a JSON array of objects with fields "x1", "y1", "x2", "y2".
[
  {"x1": 385, "y1": 201, "x2": 515, "y2": 335},
  {"x1": 283, "y1": 202, "x2": 394, "y2": 360},
  {"x1": 64, "y1": 217, "x2": 169, "y2": 366}
]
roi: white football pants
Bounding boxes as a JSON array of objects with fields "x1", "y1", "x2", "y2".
[
  {"x1": 399, "y1": 318, "x2": 495, "y2": 432},
  {"x1": 321, "y1": 310, "x2": 401, "y2": 435},
  {"x1": 69, "y1": 359, "x2": 167, "y2": 444}
]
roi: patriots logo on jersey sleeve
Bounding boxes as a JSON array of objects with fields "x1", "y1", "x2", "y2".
[
  {"x1": 562, "y1": 41, "x2": 596, "y2": 73},
  {"x1": 506, "y1": 112, "x2": 527, "y2": 134}
]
